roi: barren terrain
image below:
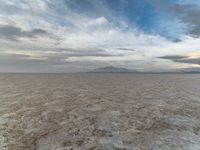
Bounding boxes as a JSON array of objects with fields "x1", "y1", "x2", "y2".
[{"x1": 0, "y1": 74, "x2": 200, "y2": 150}]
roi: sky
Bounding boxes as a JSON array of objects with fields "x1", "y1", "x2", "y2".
[{"x1": 0, "y1": 0, "x2": 200, "y2": 72}]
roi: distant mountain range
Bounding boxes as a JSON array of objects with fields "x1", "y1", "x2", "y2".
[
  {"x1": 180, "y1": 68, "x2": 200, "y2": 74},
  {"x1": 90, "y1": 66, "x2": 200, "y2": 74},
  {"x1": 91, "y1": 66, "x2": 138, "y2": 73}
]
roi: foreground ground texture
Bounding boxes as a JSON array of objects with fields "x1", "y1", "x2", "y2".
[{"x1": 0, "y1": 73, "x2": 200, "y2": 150}]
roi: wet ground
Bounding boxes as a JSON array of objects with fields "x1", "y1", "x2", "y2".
[{"x1": 0, "y1": 73, "x2": 200, "y2": 150}]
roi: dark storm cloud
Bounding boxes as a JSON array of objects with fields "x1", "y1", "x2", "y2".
[
  {"x1": 0, "y1": 25, "x2": 48, "y2": 41},
  {"x1": 159, "y1": 55, "x2": 200, "y2": 65}
]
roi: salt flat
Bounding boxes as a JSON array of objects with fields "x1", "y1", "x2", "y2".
[{"x1": 0, "y1": 74, "x2": 200, "y2": 150}]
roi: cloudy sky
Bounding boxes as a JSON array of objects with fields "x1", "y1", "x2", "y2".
[{"x1": 0, "y1": 0, "x2": 200, "y2": 72}]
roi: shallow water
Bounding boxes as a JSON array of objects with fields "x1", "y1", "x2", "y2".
[{"x1": 0, "y1": 73, "x2": 200, "y2": 150}]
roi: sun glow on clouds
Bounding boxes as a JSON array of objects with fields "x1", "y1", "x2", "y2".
[
  {"x1": 186, "y1": 51, "x2": 200, "y2": 59},
  {"x1": 0, "y1": 0, "x2": 200, "y2": 72}
]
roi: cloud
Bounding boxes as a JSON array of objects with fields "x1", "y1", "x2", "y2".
[
  {"x1": 161, "y1": 3, "x2": 200, "y2": 37},
  {"x1": 159, "y1": 52, "x2": 200, "y2": 65},
  {"x1": 0, "y1": 2, "x2": 24, "y2": 15},
  {"x1": 159, "y1": 55, "x2": 187, "y2": 60},
  {"x1": 0, "y1": 0, "x2": 200, "y2": 72},
  {"x1": 85, "y1": 17, "x2": 109, "y2": 27},
  {"x1": 0, "y1": 47, "x2": 123, "y2": 67},
  {"x1": 0, "y1": 25, "x2": 48, "y2": 41},
  {"x1": 116, "y1": 48, "x2": 136, "y2": 51}
]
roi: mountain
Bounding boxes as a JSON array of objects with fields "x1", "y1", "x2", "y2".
[
  {"x1": 91, "y1": 66, "x2": 138, "y2": 73},
  {"x1": 90, "y1": 66, "x2": 200, "y2": 74},
  {"x1": 180, "y1": 68, "x2": 200, "y2": 73}
]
